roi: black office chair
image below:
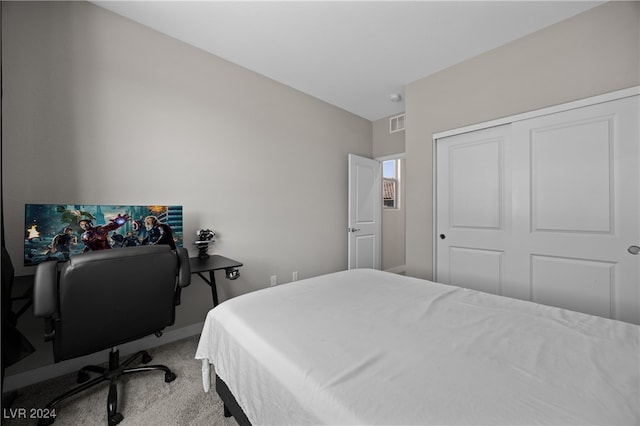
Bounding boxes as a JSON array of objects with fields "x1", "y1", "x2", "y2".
[{"x1": 33, "y1": 245, "x2": 191, "y2": 426}]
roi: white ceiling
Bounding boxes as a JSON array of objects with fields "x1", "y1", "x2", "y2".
[{"x1": 91, "y1": 1, "x2": 605, "y2": 121}]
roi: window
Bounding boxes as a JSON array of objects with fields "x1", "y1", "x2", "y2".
[{"x1": 383, "y1": 159, "x2": 400, "y2": 209}]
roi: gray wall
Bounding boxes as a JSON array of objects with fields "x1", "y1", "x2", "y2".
[
  {"x1": 372, "y1": 115, "x2": 405, "y2": 158},
  {"x1": 404, "y1": 1, "x2": 640, "y2": 279},
  {"x1": 2, "y1": 1, "x2": 371, "y2": 375}
]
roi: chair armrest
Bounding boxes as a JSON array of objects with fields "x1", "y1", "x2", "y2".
[
  {"x1": 176, "y1": 248, "x2": 191, "y2": 288},
  {"x1": 33, "y1": 260, "x2": 58, "y2": 318}
]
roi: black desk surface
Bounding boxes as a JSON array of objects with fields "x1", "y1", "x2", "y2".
[{"x1": 188, "y1": 255, "x2": 243, "y2": 274}]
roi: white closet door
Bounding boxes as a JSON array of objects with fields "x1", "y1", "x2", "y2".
[
  {"x1": 511, "y1": 95, "x2": 639, "y2": 324},
  {"x1": 435, "y1": 124, "x2": 512, "y2": 296},
  {"x1": 436, "y1": 94, "x2": 639, "y2": 324}
]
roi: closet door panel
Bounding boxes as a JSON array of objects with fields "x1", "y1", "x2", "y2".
[
  {"x1": 531, "y1": 255, "x2": 614, "y2": 319},
  {"x1": 436, "y1": 92, "x2": 638, "y2": 324},
  {"x1": 512, "y1": 95, "x2": 638, "y2": 323},
  {"x1": 435, "y1": 125, "x2": 511, "y2": 294},
  {"x1": 450, "y1": 139, "x2": 503, "y2": 229},
  {"x1": 531, "y1": 118, "x2": 612, "y2": 233},
  {"x1": 450, "y1": 247, "x2": 503, "y2": 295}
]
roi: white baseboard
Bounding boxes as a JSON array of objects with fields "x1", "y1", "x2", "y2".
[
  {"x1": 3, "y1": 322, "x2": 204, "y2": 392},
  {"x1": 384, "y1": 265, "x2": 406, "y2": 275}
]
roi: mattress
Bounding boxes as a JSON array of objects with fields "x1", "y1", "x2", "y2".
[{"x1": 195, "y1": 269, "x2": 639, "y2": 425}]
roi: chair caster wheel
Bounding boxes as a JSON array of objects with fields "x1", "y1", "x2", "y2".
[
  {"x1": 108, "y1": 412, "x2": 123, "y2": 426},
  {"x1": 165, "y1": 371, "x2": 176, "y2": 383},
  {"x1": 141, "y1": 352, "x2": 152, "y2": 364},
  {"x1": 77, "y1": 371, "x2": 90, "y2": 383}
]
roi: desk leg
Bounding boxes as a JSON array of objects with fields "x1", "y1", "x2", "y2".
[
  {"x1": 209, "y1": 270, "x2": 219, "y2": 307},
  {"x1": 196, "y1": 271, "x2": 220, "y2": 307}
]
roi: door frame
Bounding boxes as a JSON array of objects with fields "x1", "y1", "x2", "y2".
[
  {"x1": 377, "y1": 153, "x2": 406, "y2": 273},
  {"x1": 432, "y1": 86, "x2": 640, "y2": 281}
]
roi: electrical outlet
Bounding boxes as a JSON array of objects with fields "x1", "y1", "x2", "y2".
[
  {"x1": 292, "y1": 271, "x2": 298, "y2": 282},
  {"x1": 270, "y1": 275, "x2": 278, "y2": 286}
]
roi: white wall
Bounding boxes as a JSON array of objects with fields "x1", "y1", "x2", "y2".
[
  {"x1": 404, "y1": 1, "x2": 640, "y2": 279},
  {"x1": 2, "y1": 1, "x2": 372, "y2": 375}
]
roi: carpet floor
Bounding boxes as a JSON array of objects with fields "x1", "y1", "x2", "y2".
[{"x1": 2, "y1": 335, "x2": 239, "y2": 426}]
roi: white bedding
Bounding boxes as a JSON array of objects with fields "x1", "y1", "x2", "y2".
[{"x1": 195, "y1": 269, "x2": 640, "y2": 425}]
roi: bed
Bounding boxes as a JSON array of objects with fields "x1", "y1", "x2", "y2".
[{"x1": 195, "y1": 269, "x2": 639, "y2": 425}]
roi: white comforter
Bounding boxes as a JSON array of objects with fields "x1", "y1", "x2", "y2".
[{"x1": 195, "y1": 269, "x2": 639, "y2": 425}]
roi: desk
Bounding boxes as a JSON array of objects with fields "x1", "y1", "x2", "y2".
[{"x1": 189, "y1": 256, "x2": 243, "y2": 307}]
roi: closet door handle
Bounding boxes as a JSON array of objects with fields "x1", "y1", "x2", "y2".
[{"x1": 629, "y1": 245, "x2": 640, "y2": 255}]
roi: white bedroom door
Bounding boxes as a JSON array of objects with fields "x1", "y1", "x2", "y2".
[
  {"x1": 436, "y1": 93, "x2": 639, "y2": 324},
  {"x1": 348, "y1": 154, "x2": 381, "y2": 270}
]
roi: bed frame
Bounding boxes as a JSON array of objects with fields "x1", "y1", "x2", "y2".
[{"x1": 216, "y1": 374, "x2": 252, "y2": 426}]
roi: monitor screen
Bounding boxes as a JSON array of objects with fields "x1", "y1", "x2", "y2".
[{"x1": 24, "y1": 204, "x2": 183, "y2": 266}]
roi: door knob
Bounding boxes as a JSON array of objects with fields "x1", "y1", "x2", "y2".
[
  {"x1": 348, "y1": 227, "x2": 361, "y2": 233},
  {"x1": 629, "y1": 245, "x2": 640, "y2": 255}
]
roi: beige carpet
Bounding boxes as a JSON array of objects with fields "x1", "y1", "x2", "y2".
[{"x1": 3, "y1": 335, "x2": 239, "y2": 426}]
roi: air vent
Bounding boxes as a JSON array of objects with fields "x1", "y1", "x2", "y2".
[{"x1": 389, "y1": 114, "x2": 405, "y2": 133}]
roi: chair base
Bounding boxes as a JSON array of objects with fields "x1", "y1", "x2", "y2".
[{"x1": 38, "y1": 348, "x2": 176, "y2": 426}]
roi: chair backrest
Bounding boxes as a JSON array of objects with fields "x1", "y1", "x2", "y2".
[{"x1": 52, "y1": 245, "x2": 187, "y2": 361}]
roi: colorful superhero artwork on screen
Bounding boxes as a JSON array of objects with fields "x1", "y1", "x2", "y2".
[{"x1": 24, "y1": 204, "x2": 183, "y2": 266}]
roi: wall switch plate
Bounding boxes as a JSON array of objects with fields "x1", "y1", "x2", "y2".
[
  {"x1": 270, "y1": 275, "x2": 277, "y2": 286},
  {"x1": 292, "y1": 271, "x2": 298, "y2": 281}
]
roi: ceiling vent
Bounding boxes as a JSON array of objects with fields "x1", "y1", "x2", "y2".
[{"x1": 389, "y1": 114, "x2": 405, "y2": 133}]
